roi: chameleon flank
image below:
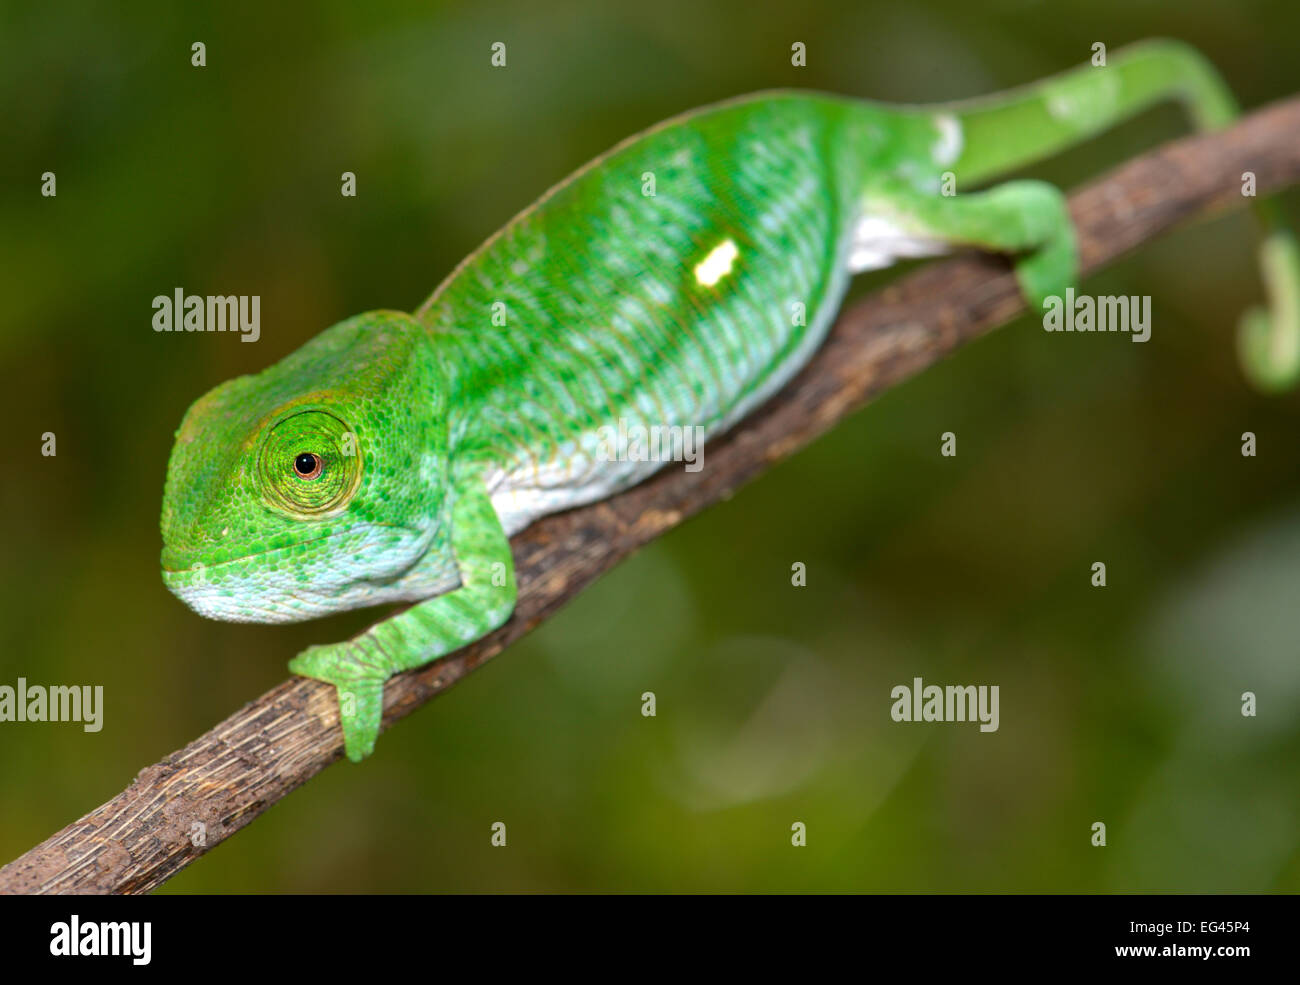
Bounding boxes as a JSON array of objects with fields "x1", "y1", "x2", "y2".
[{"x1": 161, "y1": 40, "x2": 1300, "y2": 761}]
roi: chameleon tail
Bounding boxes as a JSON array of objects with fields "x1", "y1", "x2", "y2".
[{"x1": 936, "y1": 39, "x2": 1300, "y2": 392}]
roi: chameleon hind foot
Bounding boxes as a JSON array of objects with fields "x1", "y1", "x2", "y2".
[{"x1": 862, "y1": 177, "x2": 1078, "y2": 312}]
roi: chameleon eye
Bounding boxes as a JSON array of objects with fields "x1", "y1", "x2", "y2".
[
  {"x1": 258, "y1": 410, "x2": 362, "y2": 518},
  {"x1": 293, "y1": 453, "x2": 323, "y2": 479}
]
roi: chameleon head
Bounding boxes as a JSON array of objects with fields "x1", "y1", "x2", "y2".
[{"x1": 160, "y1": 311, "x2": 447, "y2": 623}]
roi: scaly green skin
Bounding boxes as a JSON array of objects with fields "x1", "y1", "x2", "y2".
[{"x1": 161, "y1": 40, "x2": 1300, "y2": 760}]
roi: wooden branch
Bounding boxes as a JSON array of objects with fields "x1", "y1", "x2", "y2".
[{"x1": 5, "y1": 95, "x2": 1300, "y2": 895}]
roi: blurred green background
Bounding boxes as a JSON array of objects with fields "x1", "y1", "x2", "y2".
[{"x1": 3, "y1": 0, "x2": 1299, "y2": 892}]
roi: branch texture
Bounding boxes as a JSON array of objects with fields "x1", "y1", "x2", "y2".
[{"x1": 4, "y1": 95, "x2": 1300, "y2": 895}]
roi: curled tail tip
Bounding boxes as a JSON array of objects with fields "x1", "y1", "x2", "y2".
[
  {"x1": 1237, "y1": 307, "x2": 1299, "y2": 393},
  {"x1": 1236, "y1": 234, "x2": 1300, "y2": 393}
]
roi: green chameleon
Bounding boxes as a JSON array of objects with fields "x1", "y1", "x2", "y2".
[{"x1": 161, "y1": 40, "x2": 1300, "y2": 761}]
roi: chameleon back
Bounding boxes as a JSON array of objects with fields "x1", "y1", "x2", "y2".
[{"x1": 418, "y1": 92, "x2": 919, "y2": 533}]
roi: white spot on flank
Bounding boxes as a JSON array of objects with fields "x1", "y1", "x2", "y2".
[
  {"x1": 1047, "y1": 93, "x2": 1073, "y2": 120},
  {"x1": 694, "y1": 239, "x2": 739, "y2": 287},
  {"x1": 931, "y1": 113, "x2": 963, "y2": 166}
]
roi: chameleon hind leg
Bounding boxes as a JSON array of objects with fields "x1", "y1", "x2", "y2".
[
  {"x1": 289, "y1": 471, "x2": 517, "y2": 761},
  {"x1": 941, "y1": 39, "x2": 1300, "y2": 390},
  {"x1": 859, "y1": 176, "x2": 1077, "y2": 310}
]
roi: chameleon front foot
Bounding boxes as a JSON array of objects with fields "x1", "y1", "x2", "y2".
[{"x1": 289, "y1": 642, "x2": 390, "y2": 762}]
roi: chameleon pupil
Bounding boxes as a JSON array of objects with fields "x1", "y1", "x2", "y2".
[{"x1": 294, "y1": 453, "x2": 322, "y2": 479}]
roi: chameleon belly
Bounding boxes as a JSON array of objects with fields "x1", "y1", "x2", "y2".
[{"x1": 418, "y1": 93, "x2": 892, "y2": 533}]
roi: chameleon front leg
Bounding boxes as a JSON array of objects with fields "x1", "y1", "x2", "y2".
[
  {"x1": 288, "y1": 471, "x2": 517, "y2": 761},
  {"x1": 863, "y1": 177, "x2": 1077, "y2": 310}
]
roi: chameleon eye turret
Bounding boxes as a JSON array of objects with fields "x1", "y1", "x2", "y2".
[{"x1": 257, "y1": 411, "x2": 361, "y2": 518}]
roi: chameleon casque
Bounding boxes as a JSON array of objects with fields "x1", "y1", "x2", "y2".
[{"x1": 161, "y1": 40, "x2": 1300, "y2": 761}]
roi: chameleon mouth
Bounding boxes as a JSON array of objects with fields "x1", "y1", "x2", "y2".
[
  {"x1": 160, "y1": 518, "x2": 428, "y2": 575},
  {"x1": 159, "y1": 521, "x2": 434, "y2": 624},
  {"x1": 159, "y1": 530, "x2": 344, "y2": 575},
  {"x1": 160, "y1": 545, "x2": 368, "y2": 625}
]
